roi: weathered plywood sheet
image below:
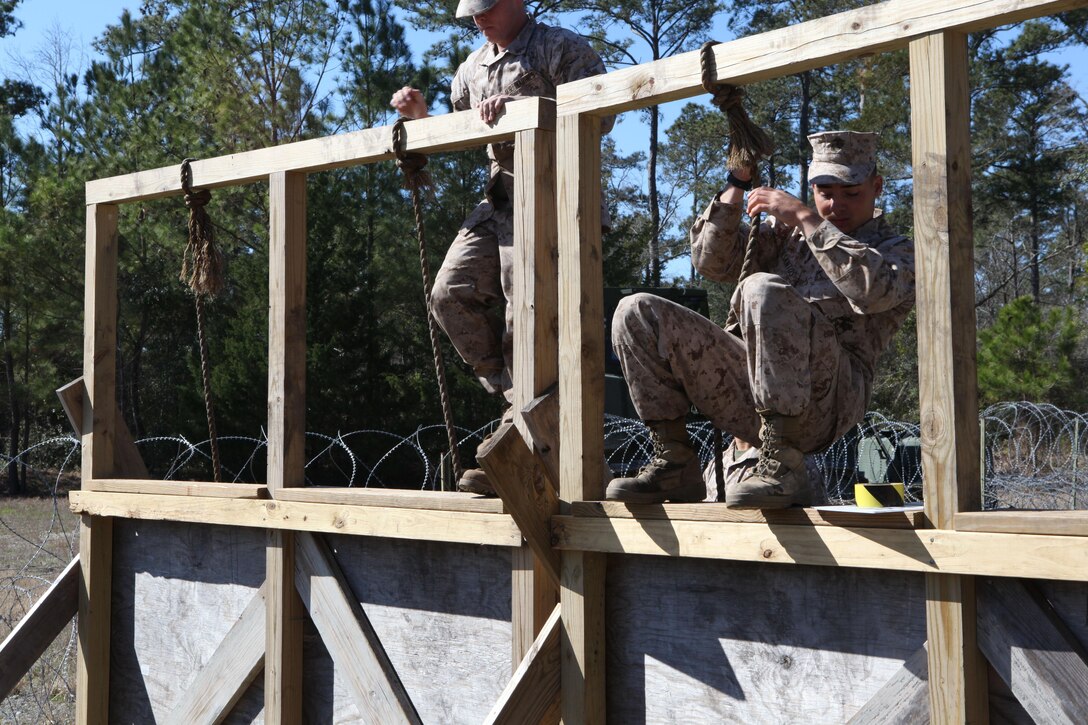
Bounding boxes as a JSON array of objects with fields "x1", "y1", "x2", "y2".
[
  {"x1": 324, "y1": 535, "x2": 513, "y2": 725},
  {"x1": 606, "y1": 556, "x2": 928, "y2": 724},
  {"x1": 109, "y1": 519, "x2": 266, "y2": 724}
]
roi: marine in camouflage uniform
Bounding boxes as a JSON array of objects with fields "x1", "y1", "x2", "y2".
[
  {"x1": 607, "y1": 130, "x2": 915, "y2": 508},
  {"x1": 390, "y1": 0, "x2": 610, "y2": 494}
]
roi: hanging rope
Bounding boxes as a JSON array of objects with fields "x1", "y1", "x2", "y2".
[
  {"x1": 179, "y1": 158, "x2": 223, "y2": 483},
  {"x1": 391, "y1": 118, "x2": 464, "y2": 484}
]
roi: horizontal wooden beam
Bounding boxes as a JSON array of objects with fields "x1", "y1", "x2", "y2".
[
  {"x1": 556, "y1": 0, "x2": 1080, "y2": 116},
  {"x1": 552, "y1": 515, "x2": 1088, "y2": 582},
  {"x1": 575, "y1": 501, "x2": 924, "y2": 529},
  {"x1": 955, "y1": 510, "x2": 1088, "y2": 536},
  {"x1": 275, "y1": 486, "x2": 506, "y2": 514},
  {"x1": 87, "y1": 478, "x2": 267, "y2": 499},
  {"x1": 70, "y1": 490, "x2": 522, "y2": 547},
  {"x1": 0, "y1": 556, "x2": 79, "y2": 701},
  {"x1": 85, "y1": 97, "x2": 556, "y2": 205}
]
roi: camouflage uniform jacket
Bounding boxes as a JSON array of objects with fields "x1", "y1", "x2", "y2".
[
  {"x1": 690, "y1": 199, "x2": 915, "y2": 383},
  {"x1": 451, "y1": 18, "x2": 612, "y2": 218}
]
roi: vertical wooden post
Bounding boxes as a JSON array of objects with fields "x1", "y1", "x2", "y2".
[
  {"x1": 265, "y1": 172, "x2": 307, "y2": 721},
  {"x1": 557, "y1": 112, "x2": 606, "y2": 724},
  {"x1": 76, "y1": 203, "x2": 119, "y2": 724},
  {"x1": 511, "y1": 124, "x2": 560, "y2": 668},
  {"x1": 910, "y1": 31, "x2": 988, "y2": 724}
]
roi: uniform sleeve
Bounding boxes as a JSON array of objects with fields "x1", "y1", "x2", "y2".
[
  {"x1": 451, "y1": 63, "x2": 471, "y2": 112},
  {"x1": 690, "y1": 198, "x2": 747, "y2": 282},
  {"x1": 806, "y1": 221, "x2": 915, "y2": 314}
]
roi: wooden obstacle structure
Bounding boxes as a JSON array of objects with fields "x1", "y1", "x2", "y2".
[{"x1": 2, "y1": 0, "x2": 1088, "y2": 721}]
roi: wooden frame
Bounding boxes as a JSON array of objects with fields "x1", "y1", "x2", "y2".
[{"x1": 57, "y1": 0, "x2": 1088, "y2": 722}]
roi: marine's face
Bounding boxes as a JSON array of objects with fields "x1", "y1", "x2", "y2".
[
  {"x1": 473, "y1": 0, "x2": 526, "y2": 48},
  {"x1": 811, "y1": 175, "x2": 883, "y2": 234}
]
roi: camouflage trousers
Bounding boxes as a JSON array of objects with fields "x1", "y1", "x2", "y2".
[
  {"x1": 431, "y1": 202, "x2": 514, "y2": 402},
  {"x1": 611, "y1": 273, "x2": 869, "y2": 452}
]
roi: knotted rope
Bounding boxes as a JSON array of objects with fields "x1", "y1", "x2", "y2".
[
  {"x1": 179, "y1": 158, "x2": 223, "y2": 483},
  {"x1": 392, "y1": 118, "x2": 464, "y2": 485}
]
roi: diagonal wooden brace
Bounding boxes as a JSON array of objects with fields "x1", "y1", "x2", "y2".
[{"x1": 57, "y1": 377, "x2": 150, "y2": 479}]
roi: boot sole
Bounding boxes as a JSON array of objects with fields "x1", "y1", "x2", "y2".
[
  {"x1": 725, "y1": 488, "x2": 812, "y2": 510},
  {"x1": 605, "y1": 477, "x2": 706, "y2": 504}
]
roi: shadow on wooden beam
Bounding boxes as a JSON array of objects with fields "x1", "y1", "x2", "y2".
[{"x1": 484, "y1": 604, "x2": 561, "y2": 725}]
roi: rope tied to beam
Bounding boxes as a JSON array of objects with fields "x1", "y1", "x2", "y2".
[
  {"x1": 391, "y1": 118, "x2": 464, "y2": 485},
  {"x1": 179, "y1": 158, "x2": 223, "y2": 483}
]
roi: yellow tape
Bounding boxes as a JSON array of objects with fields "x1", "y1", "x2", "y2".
[{"x1": 854, "y1": 482, "x2": 905, "y2": 508}]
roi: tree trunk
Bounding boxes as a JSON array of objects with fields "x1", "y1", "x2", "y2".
[
  {"x1": 648, "y1": 104, "x2": 661, "y2": 286},
  {"x1": 3, "y1": 306, "x2": 21, "y2": 495},
  {"x1": 798, "y1": 71, "x2": 812, "y2": 205}
]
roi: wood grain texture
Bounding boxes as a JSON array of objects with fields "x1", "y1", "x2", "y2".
[
  {"x1": 520, "y1": 390, "x2": 561, "y2": 491},
  {"x1": 76, "y1": 515, "x2": 112, "y2": 725},
  {"x1": 573, "y1": 500, "x2": 924, "y2": 529},
  {"x1": 560, "y1": 551, "x2": 606, "y2": 725},
  {"x1": 69, "y1": 490, "x2": 523, "y2": 546},
  {"x1": 265, "y1": 529, "x2": 304, "y2": 724},
  {"x1": 57, "y1": 378, "x2": 149, "y2": 479},
  {"x1": 0, "y1": 556, "x2": 78, "y2": 702},
  {"x1": 85, "y1": 98, "x2": 555, "y2": 204},
  {"x1": 556, "y1": 0, "x2": 1082, "y2": 116},
  {"x1": 484, "y1": 604, "x2": 561, "y2": 725},
  {"x1": 477, "y1": 422, "x2": 561, "y2": 589},
  {"x1": 606, "y1": 556, "x2": 927, "y2": 723},
  {"x1": 978, "y1": 578, "x2": 1088, "y2": 724},
  {"x1": 86, "y1": 478, "x2": 266, "y2": 499},
  {"x1": 955, "y1": 510, "x2": 1088, "y2": 536},
  {"x1": 163, "y1": 584, "x2": 266, "y2": 725},
  {"x1": 510, "y1": 545, "x2": 558, "y2": 677},
  {"x1": 848, "y1": 644, "x2": 930, "y2": 724},
  {"x1": 83, "y1": 204, "x2": 118, "y2": 481},
  {"x1": 274, "y1": 485, "x2": 506, "y2": 513},
  {"x1": 294, "y1": 533, "x2": 421, "y2": 724},
  {"x1": 551, "y1": 515, "x2": 1088, "y2": 582},
  {"x1": 267, "y1": 171, "x2": 307, "y2": 496}
]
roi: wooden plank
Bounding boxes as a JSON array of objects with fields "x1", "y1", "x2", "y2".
[
  {"x1": 76, "y1": 515, "x2": 112, "y2": 725},
  {"x1": 556, "y1": 0, "x2": 1081, "y2": 117},
  {"x1": 266, "y1": 530, "x2": 304, "y2": 724},
  {"x1": 511, "y1": 545, "x2": 557, "y2": 678},
  {"x1": 0, "y1": 556, "x2": 79, "y2": 701},
  {"x1": 69, "y1": 490, "x2": 523, "y2": 547},
  {"x1": 551, "y1": 515, "x2": 1088, "y2": 582},
  {"x1": 294, "y1": 532, "x2": 421, "y2": 724},
  {"x1": 574, "y1": 500, "x2": 924, "y2": 529},
  {"x1": 275, "y1": 485, "x2": 506, "y2": 513},
  {"x1": 484, "y1": 604, "x2": 561, "y2": 725},
  {"x1": 57, "y1": 377, "x2": 149, "y2": 478},
  {"x1": 268, "y1": 171, "x2": 307, "y2": 496},
  {"x1": 956, "y1": 510, "x2": 1088, "y2": 537},
  {"x1": 87, "y1": 478, "x2": 267, "y2": 499},
  {"x1": 477, "y1": 422, "x2": 561, "y2": 589},
  {"x1": 560, "y1": 551, "x2": 606, "y2": 725},
  {"x1": 977, "y1": 578, "x2": 1088, "y2": 724},
  {"x1": 83, "y1": 204, "x2": 118, "y2": 481},
  {"x1": 910, "y1": 30, "x2": 987, "y2": 724},
  {"x1": 520, "y1": 390, "x2": 560, "y2": 491},
  {"x1": 847, "y1": 644, "x2": 929, "y2": 724},
  {"x1": 85, "y1": 98, "x2": 556, "y2": 205},
  {"x1": 164, "y1": 584, "x2": 266, "y2": 725}
]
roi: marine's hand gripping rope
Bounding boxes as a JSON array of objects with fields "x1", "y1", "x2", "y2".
[{"x1": 391, "y1": 118, "x2": 464, "y2": 484}]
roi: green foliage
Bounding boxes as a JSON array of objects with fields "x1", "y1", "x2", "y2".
[{"x1": 977, "y1": 296, "x2": 1084, "y2": 408}]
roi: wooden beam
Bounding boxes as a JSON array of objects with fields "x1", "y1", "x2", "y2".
[
  {"x1": 483, "y1": 604, "x2": 561, "y2": 725},
  {"x1": 550, "y1": 515, "x2": 1088, "y2": 582},
  {"x1": 164, "y1": 585, "x2": 266, "y2": 725},
  {"x1": 294, "y1": 532, "x2": 421, "y2": 724},
  {"x1": 86, "y1": 479, "x2": 266, "y2": 499},
  {"x1": 268, "y1": 171, "x2": 307, "y2": 496},
  {"x1": 83, "y1": 204, "x2": 118, "y2": 481},
  {"x1": 85, "y1": 98, "x2": 556, "y2": 205},
  {"x1": 574, "y1": 500, "x2": 924, "y2": 529},
  {"x1": 76, "y1": 515, "x2": 112, "y2": 725},
  {"x1": 520, "y1": 390, "x2": 560, "y2": 491},
  {"x1": 57, "y1": 378, "x2": 149, "y2": 479},
  {"x1": 477, "y1": 422, "x2": 561, "y2": 589},
  {"x1": 955, "y1": 510, "x2": 1088, "y2": 536},
  {"x1": 978, "y1": 578, "x2": 1088, "y2": 723},
  {"x1": 556, "y1": 0, "x2": 1081, "y2": 117},
  {"x1": 511, "y1": 545, "x2": 557, "y2": 679},
  {"x1": 0, "y1": 556, "x2": 79, "y2": 701},
  {"x1": 910, "y1": 29, "x2": 987, "y2": 724},
  {"x1": 69, "y1": 490, "x2": 523, "y2": 547},
  {"x1": 557, "y1": 109, "x2": 607, "y2": 725},
  {"x1": 848, "y1": 644, "x2": 929, "y2": 724},
  {"x1": 265, "y1": 530, "x2": 304, "y2": 724},
  {"x1": 274, "y1": 485, "x2": 506, "y2": 513}
]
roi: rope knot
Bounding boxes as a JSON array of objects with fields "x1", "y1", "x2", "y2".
[
  {"x1": 699, "y1": 41, "x2": 775, "y2": 173},
  {"x1": 179, "y1": 158, "x2": 225, "y2": 299},
  {"x1": 392, "y1": 117, "x2": 433, "y2": 193},
  {"x1": 184, "y1": 188, "x2": 212, "y2": 209}
]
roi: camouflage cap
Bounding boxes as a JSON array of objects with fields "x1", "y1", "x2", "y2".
[
  {"x1": 456, "y1": 0, "x2": 500, "y2": 18},
  {"x1": 807, "y1": 131, "x2": 879, "y2": 186}
]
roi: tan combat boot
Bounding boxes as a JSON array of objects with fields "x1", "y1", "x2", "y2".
[
  {"x1": 726, "y1": 411, "x2": 812, "y2": 509},
  {"x1": 606, "y1": 418, "x2": 706, "y2": 503}
]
